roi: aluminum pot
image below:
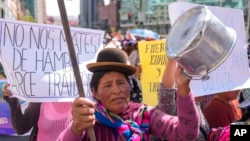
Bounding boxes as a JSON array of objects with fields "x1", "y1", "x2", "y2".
[{"x1": 167, "y1": 5, "x2": 237, "y2": 80}]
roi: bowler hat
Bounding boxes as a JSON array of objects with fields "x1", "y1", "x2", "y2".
[{"x1": 87, "y1": 48, "x2": 136, "y2": 75}]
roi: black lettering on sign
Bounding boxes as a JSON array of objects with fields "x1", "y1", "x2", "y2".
[
  {"x1": 35, "y1": 51, "x2": 71, "y2": 72},
  {"x1": 44, "y1": 71, "x2": 92, "y2": 97},
  {"x1": 148, "y1": 82, "x2": 160, "y2": 93},
  {"x1": 150, "y1": 54, "x2": 167, "y2": 65},
  {"x1": 202, "y1": 70, "x2": 235, "y2": 92},
  {"x1": 3, "y1": 23, "x2": 24, "y2": 48},
  {"x1": 13, "y1": 48, "x2": 28, "y2": 71},
  {"x1": 145, "y1": 42, "x2": 165, "y2": 54},
  {"x1": 10, "y1": 71, "x2": 36, "y2": 97}
]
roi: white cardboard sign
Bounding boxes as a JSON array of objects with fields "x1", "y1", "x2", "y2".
[{"x1": 0, "y1": 19, "x2": 104, "y2": 102}]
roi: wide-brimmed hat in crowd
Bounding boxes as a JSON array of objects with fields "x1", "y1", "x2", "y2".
[{"x1": 86, "y1": 48, "x2": 136, "y2": 75}]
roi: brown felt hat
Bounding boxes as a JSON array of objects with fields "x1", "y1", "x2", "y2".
[{"x1": 87, "y1": 48, "x2": 136, "y2": 75}]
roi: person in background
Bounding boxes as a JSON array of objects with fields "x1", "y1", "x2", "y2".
[
  {"x1": 204, "y1": 90, "x2": 242, "y2": 128},
  {"x1": 56, "y1": 47, "x2": 200, "y2": 141},
  {"x1": 3, "y1": 88, "x2": 72, "y2": 141},
  {"x1": 236, "y1": 39, "x2": 250, "y2": 122},
  {"x1": 105, "y1": 38, "x2": 122, "y2": 49},
  {"x1": 197, "y1": 94, "x2": 215, "y2": 113},
  {"x1": 127, "y1": 40, "x2": 142, "y2": 103},
  {"x1": 235, "y1": 89, "x2": 250, "y2": 123},
  {"x1": 207, "y1": 90, "x2": 250, "y2": 141},
  {"x1": 121, "y1": 39, "x2": 133, "y2": 56}
]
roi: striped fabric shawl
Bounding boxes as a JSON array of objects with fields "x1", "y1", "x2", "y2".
[{"x1": 94, "y1": 102, "x2": 150, "y2": 141}]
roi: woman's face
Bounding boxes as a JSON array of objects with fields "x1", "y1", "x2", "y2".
[{"x1": 93, "y1": 71, "x2": 131, "y2": 114}]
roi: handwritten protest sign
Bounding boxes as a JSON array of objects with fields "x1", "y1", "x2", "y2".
[
  {"x1": 169, "y1": 2, "x2": 250, "y2": 96},
  {"x1": 0, "y1": 19, "x2": 104, "y2": 102},
  {"x1": 138, "y1": 40, "x2": 167, "y2": 106}
]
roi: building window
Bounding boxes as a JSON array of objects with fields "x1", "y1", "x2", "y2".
[{"x1": 1, "y1": 8, "x2": 4, "y2": 18}]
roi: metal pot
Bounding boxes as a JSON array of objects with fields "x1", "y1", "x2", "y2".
[{"x1": 167, "y1": 5, "x2": 237, "y2": 80}]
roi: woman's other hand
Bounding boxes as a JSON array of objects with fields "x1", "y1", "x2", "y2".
[{"x1": 71, "y1": 97, "x2": 95, "y2": 135}]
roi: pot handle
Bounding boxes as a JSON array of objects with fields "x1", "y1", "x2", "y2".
[
  {"x1": 196, "y1": 65, "x2": 209, "y2": 80},
  {"x1": 184, "y1": 65, "x2": 210, "y2": 80}
]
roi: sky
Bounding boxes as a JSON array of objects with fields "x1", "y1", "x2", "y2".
[{"x1": 45, "y1": 0, "x2": 80, "y2": 17}]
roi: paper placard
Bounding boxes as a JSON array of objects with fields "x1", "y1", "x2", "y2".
[{"x1": 0, "y1": 19, "x2": 104, "y2": 102}]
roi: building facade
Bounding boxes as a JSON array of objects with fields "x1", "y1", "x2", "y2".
[
  {"x1": 79, "y1": 0, "x2": 99, "y2": 28},
  {"x1": 118, "y1": 0, "x2": 248, "y2": 35},
  {"x1": 98, "y1": 0, "x2": 120, "y2": 32},
  {"x1": 0, "y1": 0, "x2": 22, "y2": 20},
  {"x1": 119, "y1": 0, "x2": 173, "y2": 35},
  {"x1": 0, "y1": 0, "x2": 47, "y2": 23},
  {"x1": 78, "y1": 0, "x2": 120, "y2": 33},
  {"x1": 35, "y1": 0, "x2": 47, "y2": 23}
]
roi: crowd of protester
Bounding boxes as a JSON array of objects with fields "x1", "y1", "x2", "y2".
[{"x1": 1, "y1": 29, "x2": 250, "y2": 141}]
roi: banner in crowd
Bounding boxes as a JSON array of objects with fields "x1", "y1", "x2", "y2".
[
  {"x1": 138, "y1": 40, "x2": 167, "y2": 106},
  {"x1": 169, "y1": 2, "x2": 250, "y2": 96},
  {"x1": 0, "y1": 19, "x2": 104, "y2": 102}
]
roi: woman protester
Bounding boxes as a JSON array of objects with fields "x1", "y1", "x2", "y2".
[
  {"x1": 56, "y1": 48, "x2": 200, "y2": 141},
  {"x1": 2, "y1": 84, "x2": 72, "y2": 141},
  {"x1": 204, "y1": 90, "x2": 242, "y2": 128}
]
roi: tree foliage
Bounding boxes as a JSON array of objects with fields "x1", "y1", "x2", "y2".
[{"x1": 20, "y1": 15, "x2": 36, "y2": 23}]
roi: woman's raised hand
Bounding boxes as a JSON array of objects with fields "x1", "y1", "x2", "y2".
[
  {"x1": 2, "y1": 83, "x2": 12, "y2": 97},
  {"x1": 175, "y1": 65, "x2": 191, "y2": 97}
]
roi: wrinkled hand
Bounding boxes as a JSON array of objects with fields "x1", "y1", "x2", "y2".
[
  {"x1": 71, "y1": 97, "x2": 95, "y2": 135},
  {"x1": 175, "y1": 65, "x2": 191, "y2": 96},
  {"x1": 2, "y1": 83, "x2": 12, "y2": 97}
]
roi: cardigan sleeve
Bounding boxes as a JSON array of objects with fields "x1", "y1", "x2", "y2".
[
  {"x1": 150, "y1": 92, "x2": 200, "y2": 141},
  {"x1": 157, "y1": 84, "x2": 210, "y2": 140},
  {"x1": 56, "y1": 122, "x2": 85, "y2": 141},
  {"x1": 157, "y1": 83, "x2": 177, "y2": 116},
  {"x1": 3, "y1": 96, "x2": 41, "y2": 134}
]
